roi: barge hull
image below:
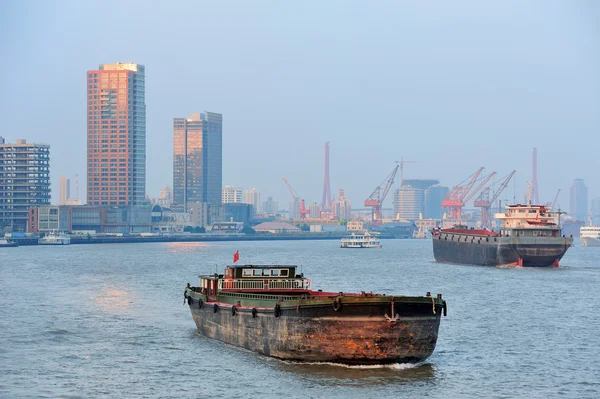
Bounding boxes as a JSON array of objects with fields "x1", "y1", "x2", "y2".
[{"x1": 187, "y1": 298, "x2": 443, "y2": 364}]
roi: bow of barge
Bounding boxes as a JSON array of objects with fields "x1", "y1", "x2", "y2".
[{"x1": 184, "y1": 264, "x2": 446, "y2": 365}]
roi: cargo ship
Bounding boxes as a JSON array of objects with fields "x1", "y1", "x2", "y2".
[
  {"x1": 184, "y1": 264, "x2": 446, "y2": 365},
  {"x1": 432, "y1": 204, "x2": 573, "y2": 267}
]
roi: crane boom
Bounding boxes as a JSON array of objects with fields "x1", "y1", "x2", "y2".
[
  {"x1": 281, "y1": 178, "x2": 299, "y2": 203},
  {"x1": 464, "y1": 172, "x2": 497, "y2": 204},
  {"x1": 364, "y1": 165, "x2": 400, "y2": 225},
  {"x1": 489, "y1": 170, "x2": 516, "y2": 205},
  {"x1": 551, "y1": 189, "x2": 561, "y2": 209}
]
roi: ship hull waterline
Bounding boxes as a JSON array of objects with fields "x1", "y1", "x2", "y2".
[{"x1": 185, "y1": 291, "x2": 444, "y2": 365}]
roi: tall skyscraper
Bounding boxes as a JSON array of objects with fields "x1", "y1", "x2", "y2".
[
  {"x1": 244, "y1": 188, "x2": 261, "y2": 213},
  {"x1": 59, "y1": 176, "x2": 70, "y2": 205},
  {"x1": 87, "y1": 62, "x2": 146, "y2": 206},
  {"x1": 263, "y1": 197, "x2": 278, "y2": 214},
  {"x1": 393, "y1": 186, "x2": 424, "y2": 220},
  {"x1": 592, "y1": 198, "x2": 600, "y2": 225},
  {"x1": 425, "y1": 185, "x2": 450, "y2": 219},
  {"x1": 569, "y1": 178, "x2": 588, "y2": 221},
  {"x1": 222, "y1": 186, "x2": 243, "y2": 204},
  {"x1": 173, "y1": 112, "x2": 222, "y2": 211},
  {"x1": 332, "y1": 189, "x2": 352, "y2": 220},
  {"x1": 0, "y1": 137, "x2": 51, "y2": 232}
]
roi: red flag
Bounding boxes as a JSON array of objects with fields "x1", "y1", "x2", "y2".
[{"x1": 233, "y1": 250, "x2": 239, "y2": 263}]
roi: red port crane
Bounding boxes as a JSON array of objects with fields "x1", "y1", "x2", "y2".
[
  {"x1": 282, "y1": 178, "x2": 310, "y2": 218},
  {"x1": 442, "y1": 167, "x2": 497, "y2": 221},
  {"x1": 364, "y1": 165, "x2": 399, "y2": 225},
  {"x1": 474, "y1": 170, "x2": 516, "y2": 229}
]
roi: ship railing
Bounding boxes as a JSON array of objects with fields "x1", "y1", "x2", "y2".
[{"x1": 219, "y1": 278, "x2": 311, "y2": 291}]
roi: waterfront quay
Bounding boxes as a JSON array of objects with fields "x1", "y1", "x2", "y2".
[{"x1": 8, "y1": 232, "x2": 397, "y2": 246}]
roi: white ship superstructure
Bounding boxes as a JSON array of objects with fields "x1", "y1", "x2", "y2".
[
  {"x1": 580, "y1": 215, "x2": 600, "y2": 247},
  {"x1": 340, "y1": 232, "x2": 381, "y2": 248}
]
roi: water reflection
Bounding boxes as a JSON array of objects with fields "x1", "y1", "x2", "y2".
[
  {"x1": 94, "y1": 287, "x2": 134, "y2": 315},
  {"x1": 165, "y1": 242, "x2": 211, "y2": 253},
  {"x1": 274, "y1": 359, "x2": 437, "y2": 386}
]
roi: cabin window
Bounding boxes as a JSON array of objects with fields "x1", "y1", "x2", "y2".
[
  {"x1": 225, "y1": 269, "x2": 231, "y2": 276},
  {"x1": 242, "y1": 269, "x2": 252, "y2": 277},
  {"x1": 271, "y1": 269, "x2": 280, "y2": 276},
  {"x1": 262, "y1": 269, "x2": 271, "y2": 276},
  {"x1": 253, "y1": 270, "x2": 262, "y2": 276},
  {"x1": 280, "y1": 270, "x2": 289, "y2": 277},
  {"x1": 529, "y1": 210, "x2": 537, "y2": 213}
]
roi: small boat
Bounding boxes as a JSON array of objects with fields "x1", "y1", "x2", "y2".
[
  {"x1": 0, "y1": 239, "x2": 18, "y2": 248},
  {"x1": 184, "y1": 264, "x2": 447, "y2": 364},
  {"x1": 38, "y1": 231, "x2": 71, "y2": 245},
  {"x1": 340, "y1": 231, "x2": 381, "y2": 248}
]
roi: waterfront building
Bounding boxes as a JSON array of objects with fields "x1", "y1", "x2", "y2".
[
  {"x1": 222, "y1": 185, "x2": 243, "y2": 204},
  {"x1": 425, "y1": 185, "x2": 449, "y2": 219},
  {"x1": 346, "y1": 221, "x2": 364, "y2": 231},
  {"x1": 59, "y1": 176, "x2": 70, "y2": 205},
  {"x1": 244, "y1": 188, "x2": 261, "y2": 213},
  {"x1": 263, "y1": 197, "x2": 278, "y2": 215},
  {"x1": 570, "y1": 178, "x2": 588, "y2": 221},
  {"x1": 209, "y1": 203, "x2": 253, "y2": 225},
  {"x1": 0, "y1": 137, "x2": 51, "y2": 232},
  {"x1": 173, "y1": 112, "x2": 222, "y2": 211},
  {"x1": 87, "y1": 62, "x2": 146, "y2": 206},
  {"x1": 393, "y1": 186, "x2": 424, "y2": 221}
]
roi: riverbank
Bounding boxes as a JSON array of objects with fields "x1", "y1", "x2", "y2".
[{"x1": 6, "y1": 232, "x2": 403, "y2": 246}]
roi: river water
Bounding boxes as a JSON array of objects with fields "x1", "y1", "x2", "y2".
[{"x1": 1, "y1": 239, "x2": 599, "y2": 398}]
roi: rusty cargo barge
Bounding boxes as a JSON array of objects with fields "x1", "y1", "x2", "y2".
[
  {"x1": 432, "y1": 204, "x2": 573, "y2": 267},
  {"x1": 184, "y1": 264, "x2": 446, "y2": 365}
]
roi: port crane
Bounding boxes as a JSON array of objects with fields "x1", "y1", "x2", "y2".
[
  {"x1": 474, "y1": 170, "x2": 516, "y2": 229},
  {"x1": 364, "y1": 165, "x2": 399, "y2": 225},
  {"x1": 550, "y1": 189, "x2": 561, "y2": 210},
  {"x1": 282, "y1": 178, "x2": 309, "y2": 219},
  {"x1": 442, "y1": 167, "x2": 496, "y2": 221}
]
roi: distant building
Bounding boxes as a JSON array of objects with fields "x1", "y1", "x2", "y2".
[
  {"x1": 346, "y1": 221, "x2": 364, "y2": 231},
  {"x1": 309, "y1": 202, "x2": 320, "y2": 218},
  {"x1": 591, "y1": 198, "x2": 600, "y2": 225},
  {"x1": 244, "y1": 188, "x2": 261, "y2": 213},
  {"x1": 425, "y1": 185, "x2": 449, "y2": 219},
  {"x1": 402, "y1": 179, "x2": 439, "y2": 190},
  {"x1": 209, "y1": 203, "x2": 253, "y2": 225},
  {"x1": 263, "y1": 197, "x2": 278, "y2": 214},
  {"x1": 253, "y1": 222, "x2": 300, "y2": 233},
  {"x1": 87, "y1": 62, "x2": 146, "y2": 206},
  {"x1": 0, "y1": 137, "x2": 51, "y2": 232},
  {"x1": 59, "y1": 177, "x2": 70, "y2": 205},
  {"x1": 222, "y1": 185, "x2": 243, "y2": 204},
  {"x1": 332, "y1": 189, "x2": 352, "y2": 220},
  {"x1": 393, "y1": 186, "x2": 424, "y2": 221},
  {"x1": 569, "y1": 179, "x2": 588, "y2": 221},
  {"x1": 173, "y1": 112, "x2": 222, "y2": 211}
]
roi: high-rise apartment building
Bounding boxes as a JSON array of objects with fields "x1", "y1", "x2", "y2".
[
  {"x1": 569, "y1": 178, "x2": 588, "y2": 221},
  {"x1": 244, "y1": 188, "x2": 261, "y2": 213},
  {"x1": 222, "y1": 186, "x2": 243, "y2": 204},
  {"x1": 263, "y1": 197, "x2": 278, "y2": 215},
  {"x1": 332, "y1": 189, "x2": 352, "y2": 220},
  {"x1": 0, "y1": 137, "x2": 51, "y2": 232},
  {"x1": 425, "y1": 185, "x2": 449, "y2": 219},
  {"x1": 87, "y1": 62, "x2": 146, "y2": 206},
  {"x1": 173, "y1": 112, "x2": 222, "y2": 211},
  {"x1": 59, "y1": 176, "x2": 70, "y2": 205}
]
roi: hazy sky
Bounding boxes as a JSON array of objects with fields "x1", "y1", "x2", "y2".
[{"x1": 1, "y1": 1, "x2": 598, "y2": 211}]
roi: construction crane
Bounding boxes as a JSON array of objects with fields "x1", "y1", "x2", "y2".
[
  {"x1": 281, "y1": 178, "x2": 309, "y2": 218},
  {"x1": 364, "y1": 165, "x2": 399, "y2": 225},
  {"x1": 474, "y1": 170, "x2": 516, "y2": 229},
  {"x1": 442, "y1": 167, "x2": 491, "y2": 221},
  {"x1": 550, "y1": 189, "x2": 561, "y2": 210},
  {"x1": 396, "y1": 157, "x2": 418, "y2": 187}
]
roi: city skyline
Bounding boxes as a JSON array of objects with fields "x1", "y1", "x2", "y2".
[{"x1": 2, "y1": 2, "x2": 599, "y2": 211}]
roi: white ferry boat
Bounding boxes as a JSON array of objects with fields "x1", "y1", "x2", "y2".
[
  {"x1": 340, "y1": 232, "x2": 381, "y2": 248},
  {"x1": 580, "y1": 215, "x2": 600, "y2": 247},
  {"x1": 0, "y1": 239, "x2": 18, "y2": 248},
  {"x1": 38, "y1": 231, "x2": 71, "y2": 245}
]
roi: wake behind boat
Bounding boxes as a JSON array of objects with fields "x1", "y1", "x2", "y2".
[
  {"x1": 340, "y1": 231, "x2": 381, "y2": 248},
  {"x1": 184, "y1": 262, "x2": 446, "y2": 365}
]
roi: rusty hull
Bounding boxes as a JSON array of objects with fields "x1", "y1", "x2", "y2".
[{"x1": 185, "y1": 292, "x2": 444, "y2": 364}]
